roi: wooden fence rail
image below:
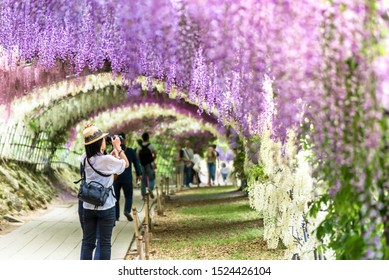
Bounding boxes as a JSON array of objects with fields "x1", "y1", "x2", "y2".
[{"x1": 0, "y1": 123, "x2": 80, "y2": 170}]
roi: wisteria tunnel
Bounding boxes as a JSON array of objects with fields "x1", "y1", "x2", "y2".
[
  {"x1": 1, "y1": 71, "x2": 229, "y2": 173},
  {"x1": 0, "y1": 0, "x2": 389, "y2": 261}
]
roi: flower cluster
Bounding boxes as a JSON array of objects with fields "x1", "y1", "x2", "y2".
[{"x1": 247, "y1": 128, "x2": 333, "y2": 259}]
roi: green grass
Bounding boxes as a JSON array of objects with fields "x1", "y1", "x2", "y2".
[
  {"x1": 178, "y1": 200, "x2": 258, "y2": 224},
  {"x1": 151, "y1": 186, "x2": 286, "y2": 260},
  {"x1": 179, "y1": 185, "x2": 238, "y2": 196}
]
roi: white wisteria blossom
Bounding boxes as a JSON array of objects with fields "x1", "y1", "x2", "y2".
[{"x1": 247, "y1": 128, "x2": 333, "y2": 259}]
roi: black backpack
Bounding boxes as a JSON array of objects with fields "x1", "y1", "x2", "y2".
[{"x1": 139, "y1": 143, "x2": 154, "y2": 166}]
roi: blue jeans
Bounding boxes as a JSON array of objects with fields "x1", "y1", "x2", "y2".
[
  {"x1": 80, "y1": 206, "x2": 115, "y2": 260},
  {"x1": 78, "y1": 200, "x2": 100, "y2": 259},
  {"x1": 141, "y1": 164, "x2": 155, "y2": 197},
  {"x1": 184, "y1": 165, "x2": 193, "y2": 187},
  {"x1": 113, "y1": 181, "x2": 133, "y2": 219},
  {"x1": 207, "y1": 162, "x2": 216, "y2": 182}
]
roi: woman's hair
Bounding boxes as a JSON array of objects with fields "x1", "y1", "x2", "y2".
[
  {"x1": 119, "y1": 132, "x2": 126, "y2": 139},
  {"x1": 142, "y1": 132, "x2": 150, "y2": 142},
  {"x1": 85, "y1": 138, "x2": 103, "y2": 158}
]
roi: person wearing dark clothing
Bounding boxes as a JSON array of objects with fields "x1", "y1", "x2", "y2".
[
  {"x1": 183, "y1": 140, "x2": 194, "y2": 188},
  {"x1": 174, "y1": 143, "x2": 185, "y2": 189},
  {"x1": 113, "y1": 133, "x2": 142, "y2": 222},
  {"x1": 137, "y1": 132, "x2": 157, "y2": 200},
  {"x1": 206, "y1": 145, "x2": 217, "y2": 186}
]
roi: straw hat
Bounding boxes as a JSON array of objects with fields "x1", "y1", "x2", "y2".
[{"x1": 83, "y1": 124, "x2": 109, "y2": 145}]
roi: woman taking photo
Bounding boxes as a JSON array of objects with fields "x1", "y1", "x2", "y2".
[{"x1": 80, "y1": 124, "x2": 129, "y2": 260}]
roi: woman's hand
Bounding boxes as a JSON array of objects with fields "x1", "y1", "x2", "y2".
[{"x1": 112, "y1": 135, "x2": 121, "y2": 151}]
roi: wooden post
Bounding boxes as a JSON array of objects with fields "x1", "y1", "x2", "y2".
[
  {"x1": 162, "y1": 176, "x2": 166, "y2": 196},
  {"x1": 132, "y1": 206, "x2": 141, "y2": 256},
  {"x1": 167, "y1": 176, "x2": 170, "y2": 195},
  {"x1": 138, "y1": 236, "x2": 144, "y2": 260},
  {"x1": 143, "y1": 223, "x2": 150, "y2": 260},
  {"x1": 165, "y1": 176, "x2": 169, "y2": 195},
  {"x1": 161, "y1": 181, "x2": 166, "y2": 207},
  {"x1": 156, "y1": 186, "x2": 160, "y2": 213},
  {"x1": 145, "y1": 192, "x2": 153, "y2": 231},
  {"x1": 161, "y1": 176, "x2": 166, "y2": 203},
  {"x1": 145, "y1": 192, "x2": 150, "y2": 228},
  {"x1": 177, "y1": 172, "x2": 182, "y2": 192},
  {"x1": 156, "y1": 186, "x2": 164, "y2": 215}
]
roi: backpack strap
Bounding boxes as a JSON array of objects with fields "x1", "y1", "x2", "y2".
[
  {"x1": 108, "y1": 186, "x2": 116, "y2": 199},
  {"x1": 74, "y1": 157, "x2": 87, "y2": 184},
  {"x1": 86, "y1": 157, "x2": 111, "y2": 177},
  {"x1": 82, "y1": 157, "x2": 86, "y2": 178}
]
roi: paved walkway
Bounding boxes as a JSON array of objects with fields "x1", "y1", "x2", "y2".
[{"x1": 0, "y1": 190, "x2": 148, "y2": 260}]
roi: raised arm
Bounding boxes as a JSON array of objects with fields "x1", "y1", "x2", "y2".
[{"x1": 112, "y1": 135, "x2": 129, "y2": 168}]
